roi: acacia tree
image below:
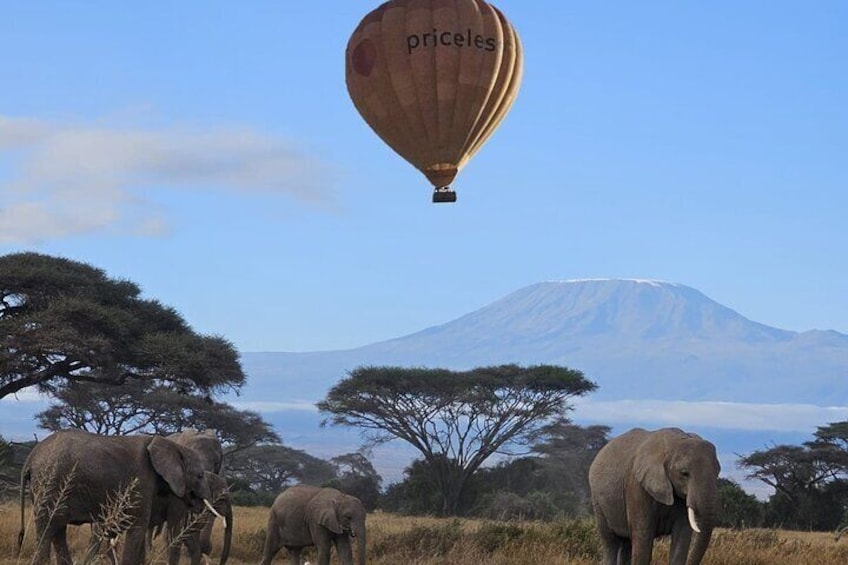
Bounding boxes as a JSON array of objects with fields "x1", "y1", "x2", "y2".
[
  {"x1": 326, "y1": 453, "x2": 383, "y2": 511},
  {"x1": 0, "y1": 252, "x2": 242, "y2": 399},
  {"x1": 739, "y1": 421, "x2": 848, "y2": 530},
  {"x1": 35, "y1": 378, "x2": 279, "y2": 447},
  {"x1": 531, "y1": 419, "x2": 611, "y2": 514},
  {"x1": 317, "y1": 364, "x2": 596, "y2": 515},
  {"x1": 227, "y1": 444, "x2": 337, "y2": 499}
]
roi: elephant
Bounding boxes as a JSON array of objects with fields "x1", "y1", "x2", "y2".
[
  {"x1": 18, "y1": 429, "x2": 223, "y2": 565},
  {"x1": 147, "y1": 429, "x2": 231, "y2": 565},
  {"x1": 588, "y1": 427, "x2": 721, "y2": 565},
  {"x1": 149, "y1": 471, "x2": 232, "y2": 565},
  {"x1": 260, "y1": 485, "x2": 367, "y2": 565}
]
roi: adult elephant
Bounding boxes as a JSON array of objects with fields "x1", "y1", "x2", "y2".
[
  {"x1": 588, "y1": 427, "x2": 721, "y2": 565},
  {"x1": 260, "y1": 485, "x2": 367, "y2": 565},
  {"x1": 149, "y1": 429, "x2": 231, "y2": 565},
  {"x1": 18, "y1": 429, "x2": 222, "y2": 565}
]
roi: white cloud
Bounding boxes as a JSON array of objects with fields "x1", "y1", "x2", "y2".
[
  {"x1": 0, "y1": 115, "x2": 335, "y2": 243},
  {"x1": 231, "y1": 400, "x2": 319, "y2": 413},
  {"x1": 574, "y1": 399, "x2": 848, "y2": 432}
]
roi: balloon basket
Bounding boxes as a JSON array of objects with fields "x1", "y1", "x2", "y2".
[{"x1": 432, "y1": 187, "x2": 457, "y2": 203}]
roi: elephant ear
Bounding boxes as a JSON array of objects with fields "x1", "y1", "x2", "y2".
[
  {"x1": 147, "y1": 437, "x2": 186, "y2": 498},
  {"x1": 309, "y1": 494, "x2": 343, "y2": 535},
  {"x1": 633, "y1": 441, "x2": 674, "y2": 506}
]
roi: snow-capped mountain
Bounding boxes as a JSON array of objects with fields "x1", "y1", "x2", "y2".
[{"x1": 241, "y1": 279, "x2": 847, "y2": 405}]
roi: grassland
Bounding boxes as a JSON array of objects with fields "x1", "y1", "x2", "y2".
[{"x1": 3, "y1": 503, "x2": 848, "y2": 564}]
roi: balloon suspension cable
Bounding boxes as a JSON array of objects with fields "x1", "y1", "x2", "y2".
[{"x1": 432, "y1": 186, "x2": 457, "y2": 203}]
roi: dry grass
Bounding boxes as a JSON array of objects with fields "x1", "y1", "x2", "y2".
[{"x1": 3, "y1": 502, "x2": 848, "y2": 564}]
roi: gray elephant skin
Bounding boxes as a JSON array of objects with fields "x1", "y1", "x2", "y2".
[
  {"x1": 588, "y1": 427, "x2": 721, "y2": 565},
  {"x1": 261, "y1": 485, "x2": 367, "y2": 565},
  {"x1": 148, "y1": 429, "x2": 232, "y2": 565},
  {"x1": 18, "y1": 429, "x2": 218, "y2": 565}
]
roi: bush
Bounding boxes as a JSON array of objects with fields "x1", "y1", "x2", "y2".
[
  {"x1": 481, "y1": 492, "x2": 533, "y2": 521},
  {"x1": 229, "y1": 490, "x2": 276, "y2": 507},
  {"x1": 546, "y1": 518, "x2": 601, "y2": 559}
]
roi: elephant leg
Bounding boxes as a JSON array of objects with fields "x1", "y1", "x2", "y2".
[
  {"x1": 32, "y1": 512, "x2": 56, "y2": 565},
  {"x1": 185, "y1": 532, "x2": 205, "y2": 565},
  {"x1": 260, "y1": 521, "x2": 281, "y2": 565},
  {"x1": 168, "y1": 542, "x2": 183, "y2": 565},
  {"x1": 594, "y1": 512, "x2": 624, "y2": 565},
  {"x1": 121, "y1": 524, "x2": 149, "y2": 565},
  {"x1": 51, "y1": 526, "x2": 73, "y2": 565},
  {"x1": 316, "y1": 540, "x2": 332, "y2": 565},
  {"x1": 629, "y1": 528, "x2": 654, "y2": 565},
  {"x1": 333, "y1": 536, "x2": 354, "y2": 565}
]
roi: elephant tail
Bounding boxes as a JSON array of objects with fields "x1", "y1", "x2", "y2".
[{"x1": 17, "y1": 466, "x2": 29, "y2": 557}]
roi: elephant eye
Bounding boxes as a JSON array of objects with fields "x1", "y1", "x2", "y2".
[{"x1": 681, "y1": 469, "x2": 690, "y2": 477}]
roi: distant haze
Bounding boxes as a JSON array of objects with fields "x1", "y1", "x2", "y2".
[{"x1": 3, "y1": 279, "x2": 846, "y2": 492}]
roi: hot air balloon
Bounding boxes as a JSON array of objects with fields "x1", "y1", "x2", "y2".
[{"x1": 346, "y1": 0, "x2": 523, "y2": 203}]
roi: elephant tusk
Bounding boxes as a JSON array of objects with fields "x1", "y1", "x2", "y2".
[
  {"x1": 688, "y1": 506, "x2": 701, "y2": 533},
  {"x1": 203, "y1": 498, "x2": 227, "y2": 529}
]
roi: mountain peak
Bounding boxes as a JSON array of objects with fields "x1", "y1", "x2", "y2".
[{"x1": 399, "y1": 278, "x2": 793, "y2": 351}]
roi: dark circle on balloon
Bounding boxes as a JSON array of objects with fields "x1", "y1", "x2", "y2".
[{"x1": 352, "y1": 39, "x2": 377, "y2": 77}]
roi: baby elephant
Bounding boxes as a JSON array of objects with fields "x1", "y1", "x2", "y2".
[{"x1": 261, "y1": 485, "x2": 366, "y2": 565}]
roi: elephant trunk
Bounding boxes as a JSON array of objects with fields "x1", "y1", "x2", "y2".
[
  {"x1": 219, "y1": 501, "x2": 233, "y2": 565},
  {"x1": 688, "y1": 527, "x2": 714, "y2": 565},
  {"x1": 686, "y1": 491, "x2": 717, "y2": 565},
  {"x1": 355, "y1": 521, "x2": 366, "y2": 565}
]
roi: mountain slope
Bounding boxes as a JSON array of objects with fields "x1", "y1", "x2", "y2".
[{"x1": 241, "y1": 279, "x2": 848, "y2": 405}]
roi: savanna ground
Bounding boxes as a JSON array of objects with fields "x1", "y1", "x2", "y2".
[{"x1": 2, "y1": 503, "x2": 848, "y2": 564}]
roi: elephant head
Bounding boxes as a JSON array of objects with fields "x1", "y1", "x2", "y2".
[
  {"x1": 308, "y1": 489, "x2": 367, "y2": 565},
  {"x1": 148, "y1": 436, "x2": 220, "y2": 518},
  {"x1": 633, "y1": 429, "x2": 721, "y2": 561},
  {"x1": 168, "y1": 429, "x2": 224, "y2": 475}
]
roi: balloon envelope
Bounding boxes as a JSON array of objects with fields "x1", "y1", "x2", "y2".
[{"x1": 346, "y1": 0, "x2": 523, "y2": 193}]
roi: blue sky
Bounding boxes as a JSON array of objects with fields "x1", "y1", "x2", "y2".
[{"x1": 1, "y1": 1, "x2": 845, "y2": 353}]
